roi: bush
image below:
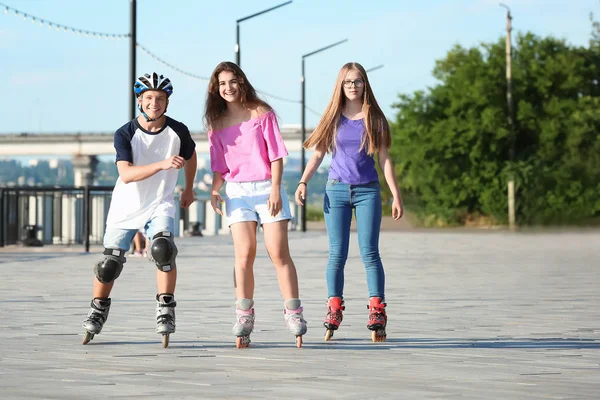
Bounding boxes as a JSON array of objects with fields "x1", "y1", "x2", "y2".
[{"x1": 390, "y1": 32, "x2": 600, "y2": 226}]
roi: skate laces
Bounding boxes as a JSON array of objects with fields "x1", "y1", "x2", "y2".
[
  {"x1": 157, "y1": 301, "x2": 176, "y2": 324},
  {"x1": 87, "y1": 307, "x2": 107, "y2": 324},
  {"x1": 284, "y1": 306, "x2": 306, "y2": 323},
  {"x1": 87, "y1": 300, "x2": 109, "y2": 323},
  {"x1": 368, "y1": 303, "x2": 387, "y2": 323},
  {"x1": 157, "y1": 314, "x2": 174, "y2": 326},
  {"x1": 327, "y1": 307, "x2": 342, "y2": 318},
  {"x1": 326, "y1": 300, "x2": 344, "y2": 322},
  {"x1": 236, "y1": 308, "x2": 255, "y2": 326},
  {"x1": 88, "y1": 308, "x2": 104, "y2": 321}
]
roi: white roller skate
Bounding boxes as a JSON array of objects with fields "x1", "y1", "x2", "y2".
[
  {"x1": 233, "y1": 299, "x2": 255, "y2": 349},
  {"x1": 156, "y1": 293, "x2": 176, "y2": 348},
  {"x1": 82, "y1": 298, "x2": 111, "y2": 345},
  {"x1": 284, "y1": 299, "x2": 307, "y2": 348}
]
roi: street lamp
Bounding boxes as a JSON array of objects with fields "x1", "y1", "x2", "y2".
[
  {"x1": 366, "y1": 64, "x2": 384, "y2": 73},
  {"x1": 235, "y1": 1, "x2": 292, "y2": 67},
  {"x1": 300, "y1": 39, "x2": 348, "y2": 232},
  {"x1": 129, "y1": 0, "x2": 137, "y2": 121}
]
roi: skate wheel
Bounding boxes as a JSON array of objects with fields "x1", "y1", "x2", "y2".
[
  {"x1": 82, "y1": 331, "x2": 94, "y2": 345},
  {"x1": 371, "y1": 329, "x2": 387, "y2": 342},
  {"x1": 236, "y1": 335, "x2": 250, "y2": 349},
  {"x1": 296, "y1": 336, "x2": 303, "y2": 348},
  {"x1": 162, "y1": 334, "x2": 169, "y2": 348},
  {"x1": 324, "y1": 329, "x2": 334, "y2": 341}
]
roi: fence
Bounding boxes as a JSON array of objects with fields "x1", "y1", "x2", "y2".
[
  {"x1": 0, "y1": 186, "x2": 302, "y2": 252},
  {"x1": 0, "y1": 186, "x2": 221, "y2": 252}
]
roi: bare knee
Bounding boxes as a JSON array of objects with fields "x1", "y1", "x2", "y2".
[
  {"x1": 268, "y1": 250, "x2": 293, "y2": 268},
  {"x1": 236, "y1": 245, "x2": 256, "y2": 267},
  {"x1": 236, "y1": 254, "x2": 255, "y2": 268}
]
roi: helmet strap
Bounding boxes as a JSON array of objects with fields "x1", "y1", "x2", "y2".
[{"x1": 138, "y1": 103, "x2": 167, "y2": 123}]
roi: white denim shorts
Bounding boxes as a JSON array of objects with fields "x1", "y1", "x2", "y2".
[{"x1": 225, "y1": 180, "x2": 292, "y2": 226}]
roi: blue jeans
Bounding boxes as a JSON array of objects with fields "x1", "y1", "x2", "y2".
[{"x1": 323, "y1": 179, "x2": 385, "y2": 299}]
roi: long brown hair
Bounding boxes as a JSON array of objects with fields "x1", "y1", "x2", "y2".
[
  {"x1": 204, "y1": 61, "x2": 272, "y2": 130},
  {"x1": 303, "y1": 62, "x2": 390, "y2": 155}
]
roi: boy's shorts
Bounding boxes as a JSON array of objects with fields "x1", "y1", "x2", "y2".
[
  {"x1": 103, "y1": 216, "x2": 174, "y2": 250},
  {"x1": 225, "y1": 180, "x2": 291, "y2": 226}
]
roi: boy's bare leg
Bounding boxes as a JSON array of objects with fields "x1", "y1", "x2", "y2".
[
  {"x1": 157, "y1": 269, "x2": 177, "y2": 294},
  {"x1": 93, "y1": 278, "x2": 114, "y2": 298}
]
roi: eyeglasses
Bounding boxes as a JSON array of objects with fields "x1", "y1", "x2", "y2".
[{"x1": 343, "y1": 79, "x2": 365, "y2": 88}]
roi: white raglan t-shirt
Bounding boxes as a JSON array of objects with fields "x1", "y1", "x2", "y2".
[{"x1": 106, "y1": 116, "x2": 196, "y2": 230}]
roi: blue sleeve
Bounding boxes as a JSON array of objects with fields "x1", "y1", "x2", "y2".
[
  {"x1": 169, "y1": 118, "x2": 196, "y2": 160},
  {"x1": 114, "y1": 121, "x2": 135, "y2": 163}
]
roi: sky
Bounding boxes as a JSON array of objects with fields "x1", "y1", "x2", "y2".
[{"x1": 1, "y1": 0, "x2": 598, "y2": 135}]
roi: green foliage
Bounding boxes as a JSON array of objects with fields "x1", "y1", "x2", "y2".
[
  {"x1": 306, "y1": 204, "x2": 325, "y2": 221},
  {"x1": 391, "y1": 31, "x2": 600, "y2": 226}
]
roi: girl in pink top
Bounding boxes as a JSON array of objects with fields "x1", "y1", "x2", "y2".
[{"x1": 205, "y1": 62, "x2": 307, "y2": 348}]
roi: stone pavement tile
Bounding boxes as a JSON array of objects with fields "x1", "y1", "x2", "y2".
[{"x1": 1, "y1": 231, "x2": 599, "y2": 399}]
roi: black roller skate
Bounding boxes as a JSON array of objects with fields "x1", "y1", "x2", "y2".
[
  {"x1": 82, "y1": 298, "x2": 111, "y2": 344},
  {"x1": 156, "y1": 293, "x2": 176, "y2": 348}
]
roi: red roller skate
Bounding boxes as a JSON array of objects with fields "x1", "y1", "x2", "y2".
[
  {"x1": 323, "y1": 297, "x2": 344, "y2": 341},
  {"x1": 367, "y1": 297, "x2": 387, "y2": 342}
]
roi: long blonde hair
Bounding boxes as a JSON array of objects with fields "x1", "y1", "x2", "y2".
[{"x1": 303, "y1": 62, "x2": 390, "y2": 155}]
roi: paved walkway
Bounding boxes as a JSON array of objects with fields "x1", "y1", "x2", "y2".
[{"x1": 1, "y1": 230, "x2": 599, "y2": 399}]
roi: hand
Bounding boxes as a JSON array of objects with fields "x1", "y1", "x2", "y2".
[
  {"x1": 210, "y1": 190, "x2": 224, "y2": 216},
  {"x1": 392, "y1": 197, "x2": 404, "y2": 220},
  {"x1": 295, "y1": 184, "x2": 306, "y2": 206},
  {"x1": 162, "y1": 155, "x2": 185, "y2": 170},
  {"x1": 180, "y1": 188, "x2": 196, "y2": 208},
  {"x1": 267, "y1": 188, "x2": 282, "y2": 217}
]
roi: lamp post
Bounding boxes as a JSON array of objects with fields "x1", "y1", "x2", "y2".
[
  {"x1": 129, "y1": 0, "x2": 136, "y2": 120},
  {"x1": 300, "y1": 39, "x2": 348, "y2": 232},
  {"x1": 500, "y1": 3, "x2": 516, "y2": 230},
  {"x1": 366, "y1": 64, "x2": 384, "y2": 73},
  {"x1": 235, "y1": 1, "x2": 292, "y2": 66}
]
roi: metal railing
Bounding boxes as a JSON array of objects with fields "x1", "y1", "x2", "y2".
[{"x1": 0, "y1": 186, "x2": 214, "y2": 252}]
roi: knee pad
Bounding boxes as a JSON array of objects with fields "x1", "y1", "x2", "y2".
[
  {"x1": 94, "y1": 248, "x2": 126, "y2": 283},
  {"x1": 149, "y1": 232, "x2": 178, "y2": 272}
]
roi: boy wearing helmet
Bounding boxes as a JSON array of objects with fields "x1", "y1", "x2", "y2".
[{"x1": 82, "y1": 73, "x2": 197, "y2": 348}]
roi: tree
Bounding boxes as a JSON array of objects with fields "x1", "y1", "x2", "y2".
[{"x1": 390, "y1": 32, "x2": 600, "y2": 226}]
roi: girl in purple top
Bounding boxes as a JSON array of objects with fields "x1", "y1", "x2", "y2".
[
  {"x1": 295, "y1": 62, "x2": 404, "y2": 342},
  {"x1": 205, "y1": 62, "x2": 307, "y2": 348}
]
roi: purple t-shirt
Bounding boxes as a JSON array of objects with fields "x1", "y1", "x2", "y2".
[{"x1": 328, "y1": 115, "x2": 379, "y2": 185}]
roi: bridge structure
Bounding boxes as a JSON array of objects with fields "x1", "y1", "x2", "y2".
[
  {"x1": 0, "y1": 126, "x2": 307, "y2": 186},
  {"x1": 0, "y1": 128, "x2": 308, "y2": 244}
]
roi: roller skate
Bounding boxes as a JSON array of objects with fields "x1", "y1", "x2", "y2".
[
  {"x1": 367, "y1": 297, "x2": 387, "y2": 342},
  {"x1": 283, "y1": 299, "x2": 307, "y2": 348},
  {"x1": 156, "y1": 293, "x2": 176, "y2": 348},
  {"x1": 323, "y1": 296, "x2": 344, "y2": 341},
  {"x1": 82, "y1": 297, "x2": 111, "y2": 344},
  {"x1": 233, "y1": 299, "x2": 255, "y2": 349}
]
